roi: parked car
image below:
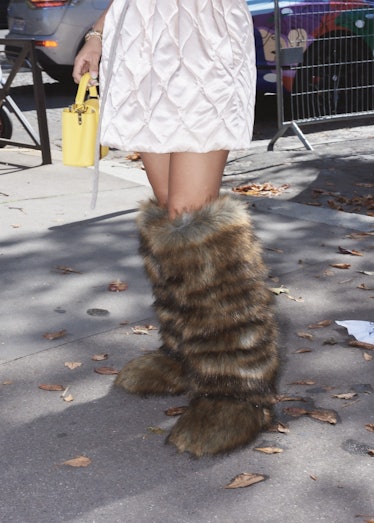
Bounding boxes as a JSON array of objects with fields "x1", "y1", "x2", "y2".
[{"x1": 5, "y1": 0, "x2": 374, "y2": 112}]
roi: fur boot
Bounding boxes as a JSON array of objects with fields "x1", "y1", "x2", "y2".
[
  {"x1": 115, "y1": 200, "x2": 187, "y2": 396},
  {"x1": 142, "y1": 195, "x2": 279, "y2": 456}
]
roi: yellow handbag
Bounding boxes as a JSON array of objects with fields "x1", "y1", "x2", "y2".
[{"x1": 62, "y1": 73, "x2": 109, "y2": 167}]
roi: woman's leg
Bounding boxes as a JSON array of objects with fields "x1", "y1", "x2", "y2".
[
  {"x1": 141, "y1": 151, "x2": 229, "y2": 218},
  {"x1": 168, "y1": 151, "x2": 228, "y2": 219}
]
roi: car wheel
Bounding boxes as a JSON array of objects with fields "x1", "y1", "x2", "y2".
[
  {"x1": 291, "y1": 32, "x2": 374, "y2": 119},
  {"x1": 0, "y1": 105, "x2": 13, "y2": 147}
]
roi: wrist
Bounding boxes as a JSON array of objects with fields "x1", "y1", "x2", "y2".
[{"x1": 85, "y1": 28, "x2": 103, "y2": 43}]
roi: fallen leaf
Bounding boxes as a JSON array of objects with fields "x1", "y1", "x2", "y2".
[
  {"x1": 285, "y1": 294, "x2": 304, "y2": 302},
  {"x1": 2, "y1": 380, "x2": 13, "y2": 385},
  {"x1": 349, "y1": 340, "x2": 374, "y2": 351},
  {"x1": 269, "y1": 286, "x2": 289, "y2": 295},
  {"x1": 276, "y1": 394, "x2": 306, "y2": 402},
  {"x1": 224, "y1": 472, "x2": 266, "y2": 489},
  {"x1": 309, "y1": 474, "x2": 318, "y2": 481},
  {"x1": 232, "y1": 182, "x2": 290, "y2": 197},
  {"x1": 91, "y1": 353, "x2": 109, "y2": 361},
  {"x1": 368, "y1": 449, "x2": 374, "y2": 457},
  {"x1": 365, "y1": 423, "x2": 374, "y2": 433},
  {"x1": 289, "y1": 379, "x2": 316, "y2": 386},
  {"x1": 147, "y1": 426, "x2": 167, "y2": 435},
  {"x1": 357, "y1": 270, "x2": 374, "y2": 276},
  {"x1": 165, "y1": 406, "x2": 188, "y2": 417},
  {"x1": 43, "y1": 329, "x2": 67, "y2": 340},
  {"x1": 62, "y1": 456, "x2": 91, "y2": 468},
  {"x1": 323, "y1": 337, "x2": 338, "y2": 345},
  {"x1": 294, "y1": 348, "x2": 312, "y2": 353},
  {"x1": 308, "y1": 409, "x2": 338, "y2": 424},
  {"x1": 94, "y1": 367, "x2": 119, "y2": 375},
  {"x1": 64, "y1": 362, "x2": 82, "y2": 370},
  {"x1": 132, "y1": 325, "x2": 153, "y2": 335},
  {"x1": 254, "y1": 447, "x2": 284, "y2": 454},
  {"x1": 267, "y1": 422, "x2": 290, "y2": 434},
  {"x1": 126, "y1": 151, "x2": 141, "y2": 161},
  {"x1": 308, "y1": 319, "x2": 333, "y2": 329},
  {"x1": 39, "y1": 384, "x2": 65, "y2": 391},
  {"x1": 332, "y1": 392, "x2": 357, "y2": 400},
  {"x1": 108, "y1": 280, "x2": 128, "y2": 292},
  {"x1": 363, "y1": 352, "x2": 373, "y2": 361},
  {"x1": 296, "y1": 331, "x2": 314, "y2": 340},
  {"x1": 357, "y1": 283, "x2": 374, "y2": 291},
  {"x1": 62, "y1": 394, "x2": 74, "y2": 402},
  {"x1": 338, "y1": 246, "x2": 363, "y2": 256},
  {"x1": 55, "y1": 265, "x2": 82, "y2": 274},
  {"x1": 330, "y1": 263, "x2": 351, "y2": 269}
]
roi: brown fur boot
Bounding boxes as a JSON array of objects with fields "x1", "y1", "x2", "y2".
[
  {"x1": 114, "y1": 200, "x2": 187, "y2": 396},
  {"x1": 143, "y1": 195, "x2": 278, "y2": 456}
]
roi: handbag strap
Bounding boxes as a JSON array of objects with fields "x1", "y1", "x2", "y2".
[{"x1": 75, "y1": 72, "x2": 98, "y2": 105}]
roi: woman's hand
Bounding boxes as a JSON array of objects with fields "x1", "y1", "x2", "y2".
[{"x1": 72, "y1": 38, "x2": 102, "y2": 84}]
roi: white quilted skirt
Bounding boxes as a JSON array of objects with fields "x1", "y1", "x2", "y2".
[{"x1": 99, "y1": 0, "x2": 256, "y2": 153}]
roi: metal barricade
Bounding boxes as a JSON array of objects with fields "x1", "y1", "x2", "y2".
[
  {"x1": 0, "y1": 39, "x2": 51, "y2": 164},
  {"x1": 269, "y1": 0, "x2": 374, "y2": 150}
]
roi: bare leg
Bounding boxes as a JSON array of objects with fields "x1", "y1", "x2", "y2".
[
  {"x1": 140, "y1": 152, "x2": 170, "y2": 207},
  {"x1": 141, "y1": 151, "x2": 229, "y2": 218}
]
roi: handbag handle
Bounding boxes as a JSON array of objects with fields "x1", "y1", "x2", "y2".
[{"x1": 75, "y1": 72, "x2": 99, "y2": 105}]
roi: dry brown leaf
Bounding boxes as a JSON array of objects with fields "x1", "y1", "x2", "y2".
[
  {"x1": 276, "y1": 394, "x2": 306, "y2": 402},
  {"x1": 297, "y1": 331, "x2": 314, "y2": 340},
  {"x1": 338, "y1": 246, "x2": 363, "y2": 256},
  {"x1": 94, "y1": 366, "x2": 119, "y2": 375},
  {"x1": 39, "y1": 384, "x2": 65, "y2": 391},
  {"x1": 365, "y1": 423, "x2": 374, "y2": 433},
  {"x1": 91, "y1": 353, "x2": 109, "y2": 361},
  {"x1": 308, "y1": 409, "x2": 337, "y2": 424},
  {"x1": 357, "y1": 283, "x2": 374, "y2": 291},
  {"x1": 64, "y1": 362, "x2": 82, "y2": 370},
  {"x1": 267, "y1": 422, "x2": 290, "y2": 434},
  {"x1": 269, "y1": 286, "x2": 289, "y2": 295},
  {"x1": 224, "y1": 472, "x2": 266, "y2": 489},
  {"x1": 363, "y1": 352, "x2": 373, "y2": 361},
  {"x1": 308, "y1": 319, "x2": 333, "y2": 329},
  {"x1": 147, "y1": 426, "x2": 167, "y2": 435},
  {"x1": 108, "y1": 280, "x2": 128, "y2": 292},
  {"x1": 368, "y1": 450, "x2": 374, "y2": 457},
  {"x1": 2, "y1": 380, "x2": 13, "y2": 385},
  {"x1": 232, "y1": 182, "x2": 290, "y2": 197},
  {"x1": 289, "y1": 379, "x2": 316, "y2": 386},
  {"x1": 131, "y1": 325, "x2": 154, "y2": 335},
  {"x1": 164, "y1": 406, "x2": 188, "y2": 417},
  {"x1": 254, "y1": 447, "x2": 283, "y2": 454},
  {"x1": 55, "y1": 265, "x2": 82, "y2": 274},
  {"x1": 349, "y1": 340, "x2": 374, "y2": 351},
  {"x1": 332, "y1": 392, "x2": 357, "y2": 400},
  {"x1": 126, "y1": 151, "x2": 141, "y2": 161},
  {"x1": 43, "y1": 329, "x2": 67, "y2": 340},
  {"x1": 310, "y1": 474, "x2": 318, "y2": 481},
  {"x1": 330, "y1": 263, "x2": 351, "y2": 269},
  {"x1": 62, "y1": 456, "x2": 91, "y2": 468}
]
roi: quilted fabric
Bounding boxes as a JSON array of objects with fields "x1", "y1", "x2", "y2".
[{"x1": 100, "y1": 0, "x2": 256, "y2": 153}]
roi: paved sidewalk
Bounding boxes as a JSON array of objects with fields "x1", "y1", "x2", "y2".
[{"x1": 0, "y1": 126, "x2": 373, "y2": 523}]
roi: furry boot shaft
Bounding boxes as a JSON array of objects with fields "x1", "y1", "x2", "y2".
[
  {"x1": 143, "y1": 195, "x2": 279, "y2": 456},
  {"x1": 115, "y1": 201, "x2": 187, "y2": 396}
]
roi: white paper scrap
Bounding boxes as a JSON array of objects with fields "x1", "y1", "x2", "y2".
[{"x1": 336, "y1": 320, "x2": 374, "y2": 344}]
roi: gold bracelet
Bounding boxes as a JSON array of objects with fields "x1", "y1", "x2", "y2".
[{"x1": 85, "y1": 29, "x2": 103, "y2": 42}]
